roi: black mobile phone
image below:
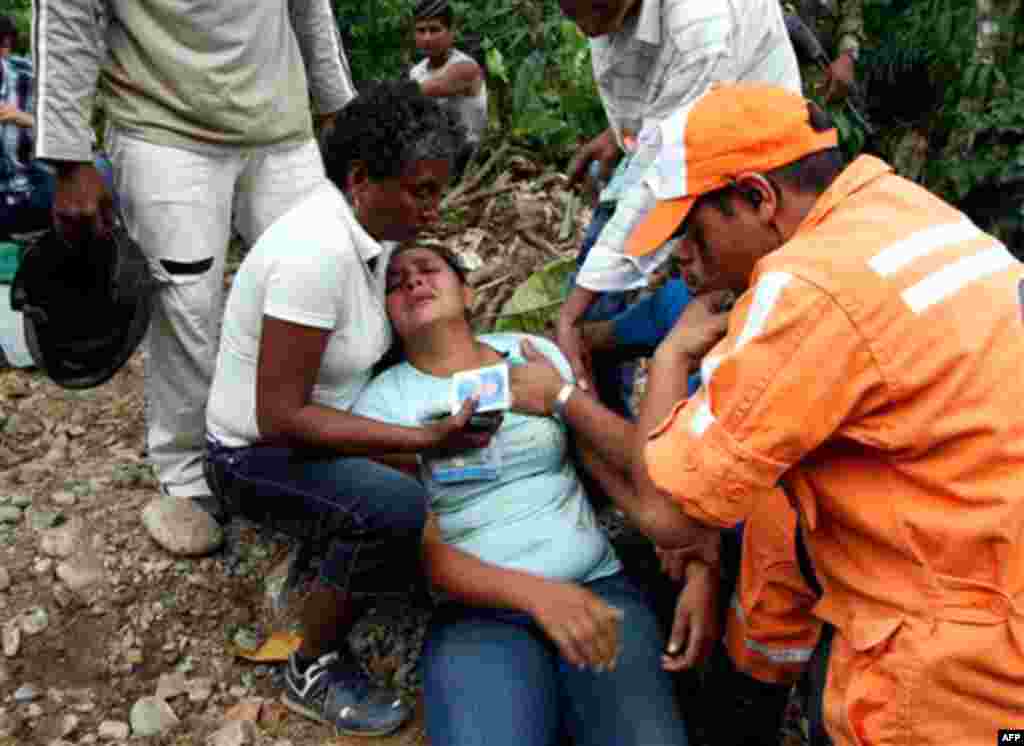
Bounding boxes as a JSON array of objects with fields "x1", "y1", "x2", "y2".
[
  {"x1": 422, "y1": 410, "x2": 503, "y2": 433},
  {"x1": 467, "y1": 412, "x2": 503, "y2": 433}
]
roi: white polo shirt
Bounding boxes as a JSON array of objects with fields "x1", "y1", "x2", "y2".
[{"x1": 206, "y1": 182, "x2": 393, "y2": 447}]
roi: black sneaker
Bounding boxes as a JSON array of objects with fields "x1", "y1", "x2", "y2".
[
  {"x1": 191, "y1": 494, "x2": 228, "y2": 525},
  {"x1": 282, "y1": 651, "x2": 411, "y2": 736}
]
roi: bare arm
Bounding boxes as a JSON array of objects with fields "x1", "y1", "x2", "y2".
[
  {"x1": 555, "y1": 284, "x2": 599, "y2": 389},
  {"x1": 255, "y1": 316, "x2": 487, "y2": 455},
  {"x1": 418, "y1": 61, "x2": 482, "y2": 98},
  {"x1": 629, "y1": 294, "x2": 730, "y2": 548},
  {"x1": 0, "y1": 105, "x2": 34, "y2": 129},
  {"x1": 580, "y1": 319, "x2": 617, "y2": 354}
]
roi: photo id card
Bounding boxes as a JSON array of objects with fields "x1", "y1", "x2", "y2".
[{"x1": 450, "y1": 363, "x2": 511, "y2": 414}]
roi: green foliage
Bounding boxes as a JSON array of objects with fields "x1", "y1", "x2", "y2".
[
  {"x1": 333, "y1": 0, "x2": 414, "y2": 83},
  {"x1": 494, "y1": 256, "x2": 576, "y2": 333},
  {"x1": 861, "y1": 0, "x2": 1024, "y2": 203},
  {"x1": 334, "y1": 0, "x2": 603, "y2": 157},
  {"x1": 0, "y1": 0, "x2": 31, "y2": 55}
]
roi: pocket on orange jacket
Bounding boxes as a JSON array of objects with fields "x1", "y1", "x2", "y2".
[{"x1": 827, "y1": 614, "x2": 912, "y2": 746}]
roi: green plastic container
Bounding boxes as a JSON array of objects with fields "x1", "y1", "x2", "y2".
[{"x1": 0, "y1": 241, "x2": 19, "y2": 284}]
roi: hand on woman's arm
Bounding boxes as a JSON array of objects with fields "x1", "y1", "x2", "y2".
[
  {"x1": 256, "y1": 316, "x2": 491, "y2": 455},
  {"x1": 423, "y1": 515, "x2": 623, "y2": 671}
]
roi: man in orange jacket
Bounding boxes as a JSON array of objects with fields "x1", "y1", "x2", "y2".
[{"x1": 586, "y1": 82, "x2": 1024, "y2": 745}]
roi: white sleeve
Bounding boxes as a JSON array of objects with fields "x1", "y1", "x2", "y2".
[
  {"x1": 263, "y1": 250, "x2": 344, "y2": 330},
  {"x1": 32, "y1": 0, "x2": 106, "y2": 161},
  {"x1": 289, "y1": 0, "x2": 357, "y2": 115},
  {"x1": 577, "y1": 4, "x2": 736, "y2": 293},
  {"x1": 576, "y1": 136, "x2": 676, "y2": 293}
]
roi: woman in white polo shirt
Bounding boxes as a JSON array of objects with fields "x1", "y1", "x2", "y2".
[{"x1": 203, "y1": 81, "x2": 482, "y2": 738}]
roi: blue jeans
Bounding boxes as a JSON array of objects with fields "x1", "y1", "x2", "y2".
[
  {"x1": 0, "y1": 166, "x2": 54, "y2": 240},
  {"x1": 204, "y1": 440, "x2": 427, "y2": 596},
  {"x1": 422, "y1": 572, "x2": 690, "y2": 746}
]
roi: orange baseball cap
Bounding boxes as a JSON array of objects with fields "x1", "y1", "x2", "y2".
[{"x1": 626, "y1": 83, "x2": 839, "y2": 257}]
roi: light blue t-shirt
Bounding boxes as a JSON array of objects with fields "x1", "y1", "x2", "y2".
[{"x1": 354, "y1": 333, "x2": 621, "y2": 585}]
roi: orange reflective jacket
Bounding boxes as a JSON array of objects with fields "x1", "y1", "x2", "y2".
[
  {"x1": 647, "y1": 156, "x2": 1024, "y2": 745},
  {"x1": 726, "y1": 487, "x2": 821, "y2": 686}
]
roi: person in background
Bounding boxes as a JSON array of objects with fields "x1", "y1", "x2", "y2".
[
  {"x1": 32, "y1": 0, "x2": 357, "y2": 556},
  {"x1": 0, "y1": 15, "x2": 53, "y2": 239},
  {"x1": 409, "y1": 0, "x2": 488, "y2": 180},
  {"x1": 203, "y1": 82, "x2": 467, "y2": 737},
  {"x1": 354, "y1": 242, "x2": 720, "y2": 746},
  {"x1": 554, "y1": 0, "x2": 801, "y2": 418},
  {"x1": 784, "y1": 0, "x2": 864, "y2": 104}
]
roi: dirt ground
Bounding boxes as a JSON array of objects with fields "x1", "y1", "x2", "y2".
[{"x1": 0, "y1": 354, "x2": 440, "y2": 746}]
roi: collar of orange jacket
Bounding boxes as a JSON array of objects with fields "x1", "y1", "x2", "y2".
[{"x1": 794, "y1": 155, "x2": 894, "y2": 238}]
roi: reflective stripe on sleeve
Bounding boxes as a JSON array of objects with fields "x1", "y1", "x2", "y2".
[{"x1": 730, "y1": 593, "x2": 815, "y2": 664}]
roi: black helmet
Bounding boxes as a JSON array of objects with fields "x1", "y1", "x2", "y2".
[{"x1": 10, "y1": 223, "x2": 154, "y2": 389}]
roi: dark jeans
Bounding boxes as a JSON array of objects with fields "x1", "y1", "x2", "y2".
[
  {"x1": 204, "y1": 439, "x2": 427, "y2": 596},
  {"x1": 421, "y1": 572, "x2": 690, "y2": 746},
  {"x1": 572, "y1": 202, "x2": 633, "y2": 418},
  {"x1": 0, "y1": 167, "x2": 55, "y2": 240}
]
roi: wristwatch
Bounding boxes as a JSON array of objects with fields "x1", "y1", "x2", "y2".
[{"x1": 553, "y1": 383, "x2": 576, "y2": 421}]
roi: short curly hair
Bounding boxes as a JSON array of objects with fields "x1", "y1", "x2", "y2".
[{"x1": 323, "y1": 80, "x2": 466, "y2": 188}]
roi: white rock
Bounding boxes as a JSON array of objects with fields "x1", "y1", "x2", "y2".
[
  {"x1": 2, "y1": 620, "x2": 20, "y2": 656},
  {"x1": 155, "y1": 671, "x2": 188, "y2": 701},
  {"x1": 40, "y1": 517, "x2": 84, "y2": 559},
  {"x1": 141, "y1": 497, "x2": 223, "y2": 557},
  {"x1": 59, "y1": 713, "x2": 80, "y2": 736},
  {"x1": 206, "y1": 720, "x2": 255, "y2": 746},
  {"x1": 50, "y1": 491, "x2": 77, "y2": 507},
  {"x1": 129, "y1": 696, "x2": 179, "y2": 737},
  {"x1": 186, "y1": 677, "x2": 213, "y2": 703},
  {"x1": 19, "y1": 606, "x2": 49, "y2": 636},
  {"x1": 26, "y1": 703, "x2": 43, "y2": 718},
  {"x1": 44, "y1": 434, "x2": 70, "y2": 464},
  {"x1": 97, "y1": 720, "x2": 130, "y2": 740},
  {"x1": 0, "y1": 567, "x2": 10, "y2": 591},
  {"x1": 33, "y1": 558, "x2": 54, "y2": 576},
  {"x1": 56, "y1": 551, "x2": 105, "y2": 593}
]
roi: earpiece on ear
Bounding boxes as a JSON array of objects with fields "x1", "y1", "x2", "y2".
[{"x1": 744, "y1": 189, "x2": 763, "y2": 209}]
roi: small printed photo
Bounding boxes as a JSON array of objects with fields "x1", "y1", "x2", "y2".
[{"x1": 451, "y1": 363, "x2": 511, "y2": 413}]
